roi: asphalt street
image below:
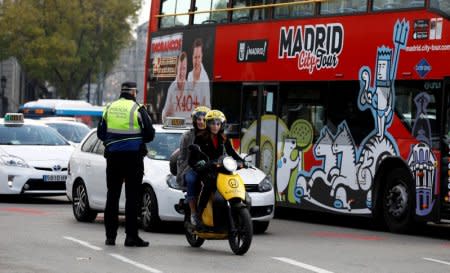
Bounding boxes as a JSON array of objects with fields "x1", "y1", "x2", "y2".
[{"x1": 1, "y1": 196, "x2": 450, "y2": 273}]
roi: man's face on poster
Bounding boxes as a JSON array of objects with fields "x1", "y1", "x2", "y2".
[
  {"x1": 193, "y1": 46, "x2": 203, "y2": 72},
  {"x1": 177, "y1": 58, "x2": 187, "y2": 82}
]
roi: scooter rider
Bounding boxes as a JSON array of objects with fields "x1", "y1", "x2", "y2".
[
  {"x1": 177, "y1": 106, "x2": 210, "y2": 227},
  {"x1": 189, "y1": 110, "x2": 246, "y2": 224}
]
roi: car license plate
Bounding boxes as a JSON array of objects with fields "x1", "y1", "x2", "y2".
[{"x1": 43, "y1": 175, "x2": 67, "y2": 182}]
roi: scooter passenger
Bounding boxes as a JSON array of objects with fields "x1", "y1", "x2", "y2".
[
  {"x1": 189, "y1": 110, "x2": 246, "y2": 226},
  {"x1": 177, "y1": 106, "x2": 210, "y2": 227}
]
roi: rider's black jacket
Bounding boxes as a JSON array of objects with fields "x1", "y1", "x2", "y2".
[{"x1": 188, "y1": 130, "x2": 243, "y2": 171}]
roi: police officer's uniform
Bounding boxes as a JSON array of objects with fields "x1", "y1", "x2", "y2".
[{"x1": 97, "y1": 82, "x2": 155, "y2": 247}]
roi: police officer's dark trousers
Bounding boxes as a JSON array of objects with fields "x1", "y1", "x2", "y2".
[{"x1": 105, "y1": 152, "x2": 144, "y2": 239}]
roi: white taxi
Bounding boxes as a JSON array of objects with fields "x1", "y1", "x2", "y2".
[{"x1": 0, "y1": 113, "x2": 74, "y2": 195}]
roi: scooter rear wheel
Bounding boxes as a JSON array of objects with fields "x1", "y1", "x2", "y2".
[{"x1": 229, "y1": 207, "x2": 253, "y2": 255}]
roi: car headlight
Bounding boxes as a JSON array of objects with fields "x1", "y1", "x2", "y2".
[
  {"x1": 0, "y1": 154, "x2": 30, "y2": 168},
  {"x1": 223, "y1": 156, "x2": 237, "y2": 172},
  {"x1": 166, "y1": 174, "x2": 183, "y2": 190},
  {"x1": 258, "y1": 176, "x2": 272, "y2": 192}
]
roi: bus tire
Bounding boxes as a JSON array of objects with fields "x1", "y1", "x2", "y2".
[{"x1": 382, "y1": 168, "x2": 414, "y2": 233}]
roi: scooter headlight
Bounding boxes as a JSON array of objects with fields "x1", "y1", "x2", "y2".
[
  {"x1": 258, "y1": 177, "x2": 273, "y2": 192},
  {"x1": 223, "y1": 157, "x2": 237, "y2": 172}
]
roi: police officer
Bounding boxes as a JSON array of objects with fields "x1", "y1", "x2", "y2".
[{"x1": 97, "y1": 82, "x2": 155, "y2": 247}]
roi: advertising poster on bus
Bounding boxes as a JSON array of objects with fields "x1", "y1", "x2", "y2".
[{"x1": 148, "y1": 27, "x2": 215, "y2": 123}]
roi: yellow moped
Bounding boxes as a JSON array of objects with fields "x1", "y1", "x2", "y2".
[{"x1": 183, "y1": 145, "x2": 259, "y2": 255}]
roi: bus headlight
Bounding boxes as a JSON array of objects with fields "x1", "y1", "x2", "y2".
[
  {"x1": 258, "y1": 177, "x2": 272, "y2": 192},
  {"x1": 0, "y1": 155, "x2": 30, "y2": 168}
]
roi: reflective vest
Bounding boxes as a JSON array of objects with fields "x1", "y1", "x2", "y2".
[{"x1": 103, "y1": 98, "x2": 143, "y2": 152}]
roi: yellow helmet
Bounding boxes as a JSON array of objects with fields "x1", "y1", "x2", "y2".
[
  {"x1": 191, "y1": 106, "x2": 210, "y2": 120},
  {"x1": 205, "y1": 109, "x2": 226, "y2": 123}
]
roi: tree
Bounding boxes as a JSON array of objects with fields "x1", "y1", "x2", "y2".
[{"x1": 0, "y1": 0, "x2": 141, "y2": 99}]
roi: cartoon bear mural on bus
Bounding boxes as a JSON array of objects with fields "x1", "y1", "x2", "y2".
[
  {"x1": 240, "y1": 18, "x2": 438, "y2": 217},
  {"x1": 291, "y1": 18, "x2": 409, "y2": 213}
]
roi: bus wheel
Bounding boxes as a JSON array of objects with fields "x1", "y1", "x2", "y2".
[{"x1": 382, "y1": 168, "x2": 413, "y2": 233}]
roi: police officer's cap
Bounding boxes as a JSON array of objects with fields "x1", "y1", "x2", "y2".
[{"x1": 121, "y1": 81, "x2": 138, "y2": 93}]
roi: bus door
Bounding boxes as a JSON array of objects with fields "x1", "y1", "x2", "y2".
[
  {"x1": 441, "y1": 77, "x2": 450, "y2": 216},
  {"x1": 240, "y1": 83, "x2": 279, "y2": 181}
]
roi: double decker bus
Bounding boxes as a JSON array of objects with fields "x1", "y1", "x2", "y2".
[{"x1": 144, "y1": 0, "x2": 450, "y2": 232}]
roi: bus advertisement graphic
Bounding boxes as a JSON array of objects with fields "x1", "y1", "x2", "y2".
[
  {"x1": 278, "y1": 23, "x2": 344, "y2": 74},
  {"x1": 148, "y1": 27, "x2": 215, "y2": 123}
]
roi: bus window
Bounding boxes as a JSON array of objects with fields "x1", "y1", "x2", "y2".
[
  {"x1": 372, "y1": 0, "x2": 424, "y2": 11},
  {"x1": 430, "y1": 0, "x2": 450, "y2": 16},
  {"x1": 160, "y1": 0, "x2": 190, "y2": 28},
  {"x1": 194, "y1": 0, "x2": 229, "y2": 24},
  {"x1": 274, "y1": 0, "x2": 315, "y2": 19},
  {"x1": 250, "y1": 0, "x2": 271, "y2": 21},
  {"x1": 320, "y1": 0, "x2": 368, "y2": 14},
  {"x1": 396, "y1": 81, "x2": 442, "y2": 149},
  {"x1": 279, "y1": 85, "x2": 325, "y2": 142},
  {"x1": 232, "y1": 0, "x2": 251, "y2": 22}
]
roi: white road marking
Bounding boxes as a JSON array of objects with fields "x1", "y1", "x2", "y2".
[
  {"x1": 273, "y1": 257, "x2": 335, "y2": 273},
  {"x1": 423, "y1": 257, "x2": 450, "y2": 266},
  {"x1": 63, "y1": 236, "x2": 103, "y2": 251},
  {"x1": 110, "y1": 253, "x2": 163, "y2": 273}
]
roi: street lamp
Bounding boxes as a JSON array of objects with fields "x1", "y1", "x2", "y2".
[{"x1": 1, "y1": 75, "x2": 7, "y2": 116}]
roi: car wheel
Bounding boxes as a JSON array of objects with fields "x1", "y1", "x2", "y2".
[
  {"x1": 72, "y1": 181, "x2": 97, "y2": 222},
  {"x1": 253, "y1": 221, "x2": 270, "y2": 234},
  {"x1": 141, "y1": 185, "x2": 161, "y2": 232}
]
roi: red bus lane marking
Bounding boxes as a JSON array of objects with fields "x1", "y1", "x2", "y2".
[
  {"x1": 311, "y1": 231, "x2": 385, "y2": 241},
  {"x1": 0, "y1": 207, "x2": 48, "y2": 216}
]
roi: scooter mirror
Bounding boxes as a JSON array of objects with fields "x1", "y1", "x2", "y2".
[{"x1": 248, "y1": 146, "x2": 259, "y2": 155}]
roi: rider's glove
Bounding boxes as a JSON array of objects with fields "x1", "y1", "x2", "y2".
[{"x1": 194, "y1": 160, "x2": 207, "y2": 171}]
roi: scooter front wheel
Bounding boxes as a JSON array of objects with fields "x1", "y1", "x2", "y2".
[
  {"x1": 184, "y1": 214, "x2": 205, "y2": 247},
  {"x1": 229, "y1": 207, "x2": 253, "y2": 255}
]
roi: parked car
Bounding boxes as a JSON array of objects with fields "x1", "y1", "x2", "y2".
[
  {"x1": 38, "y1": 117, "x2": 91, "y2": 144},
  {"x1": 66, "y1": 122, "x2": 274, "y2": 233},
  {"x1": 0, "y1": 113, "x2": 74, "y2": 195}
]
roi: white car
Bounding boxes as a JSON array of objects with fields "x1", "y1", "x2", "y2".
[
  {"x1": 66, "y1": 124, "x2": 274, "y2": 233},
  {"x1": 66, "y1": 125, "x2": 187, "y2": 231},
  {"x1": 0, "y1": 113, "x2": 74, "y2": 195},
  {"x1": 38, "y1": 118, "x2": 91, "y2": 144}
]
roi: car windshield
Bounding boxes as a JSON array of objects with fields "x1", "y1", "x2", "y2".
[
  {"x1": 0, "y1": 124, "x2": 69, "y2": 145},
  {"x1": 146, "y1": 132, "x2": 182, "y2": 160},
  {"x1": 46, "y1": 123, "x2": 90, "y2": 143}
]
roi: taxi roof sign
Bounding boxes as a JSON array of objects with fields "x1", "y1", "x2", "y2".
[
  {"x1": 163, "y1": 117, "x2": 186, "y2": 128},
  {"x1": 4, "y1": 113, "x2": 24, "y2": 123}
]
